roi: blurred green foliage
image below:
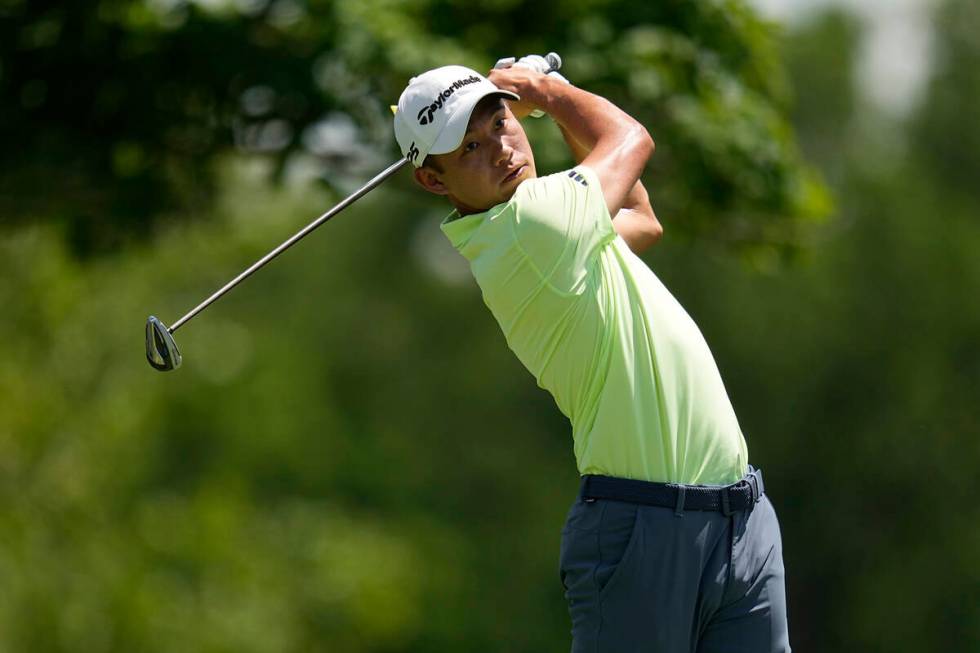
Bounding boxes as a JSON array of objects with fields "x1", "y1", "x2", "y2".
[
  {"x1": 1, "y1": 0, "x2": 978, "y2": 652},
  {"x1": 0, "y1": 0, "x2": 827, "y2": 257}
]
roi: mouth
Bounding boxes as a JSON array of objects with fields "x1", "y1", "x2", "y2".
[{"x1": 502, "y1": 164, "x2": 527, "y2": 184}]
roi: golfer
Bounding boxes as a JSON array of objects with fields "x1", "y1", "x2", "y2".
[{"x1": 393, "y1": 57, "x2": 790, "y2": 652}]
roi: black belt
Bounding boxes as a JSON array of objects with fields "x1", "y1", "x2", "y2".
[{"x1": 580, "y1": 467, "x2": 765, "y2": 516}]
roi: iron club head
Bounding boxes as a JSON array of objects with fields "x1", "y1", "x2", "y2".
[{"x1": 145, "y1": 315, "x2": 182, "y2": 371}]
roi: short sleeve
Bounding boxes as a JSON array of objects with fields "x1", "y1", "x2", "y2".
[{"x1": 511, "y1": 165, "x2": 616, "y2": 293}]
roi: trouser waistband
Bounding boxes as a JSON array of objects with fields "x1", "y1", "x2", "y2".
[{"x1": 579, "y1": 466, "x2": 766, "y2": 516}]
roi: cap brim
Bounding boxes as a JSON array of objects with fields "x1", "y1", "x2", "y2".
[{"x1": 428, "y1": 89, "x2": 521, "y2": 156}]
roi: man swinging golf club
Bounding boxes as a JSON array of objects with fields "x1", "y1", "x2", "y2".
[{"x1": 394, "y1": 55, "x2": 791, "y2": 652}]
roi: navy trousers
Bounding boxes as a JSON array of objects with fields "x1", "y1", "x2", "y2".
[{"x1": 559, "y1": 475, "x2": 791, "y2": 652}]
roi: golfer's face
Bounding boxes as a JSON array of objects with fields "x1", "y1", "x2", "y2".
[{"x1": 430, "y1": 98, "x2": 536, "y2": 213}]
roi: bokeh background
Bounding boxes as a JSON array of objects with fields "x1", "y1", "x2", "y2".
[{"x1": 1, "y1": 0, "x2": 978, "y2": 651}]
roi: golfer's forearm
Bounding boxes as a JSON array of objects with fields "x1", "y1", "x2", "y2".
[
  {"x1": 557, "y1": 123, "x2": 663, "y2": 253},
  {"x1": 556, "y1": 121, "x2": 590, "y2": 164},
  {"x1": 529, "y1": 76, "x2": 653, "y2": 218},
  {"x1": 489, "y1": 67, "x2": 651, "y2": 213},
  {"x1": 534, "y1": 77, "x2": 648, "y2": 152}
]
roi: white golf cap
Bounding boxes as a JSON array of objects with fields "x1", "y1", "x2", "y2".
[{"x1": 393, "y1": 65, "x2": 519, "y2": 168}]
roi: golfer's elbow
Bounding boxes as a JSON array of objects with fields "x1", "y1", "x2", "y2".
[
  {"x1": 623, "y1": 122, "x2": 655, "y2": 164},
  {"x1": 639, "y1": 124, "x2": 655, "y2": 158},
  {"x1": 648, "y1": 216, "x2": 664, "y2": 244},
  {"x1": 614, "y1": 206, "x2": 663, "y2": 254},
  {"x1": 636, "y1": 212, "x2": 664, "y2": 253},
  {"x1": 613, "y1": 123, "x2": 659, "y2": 253}
]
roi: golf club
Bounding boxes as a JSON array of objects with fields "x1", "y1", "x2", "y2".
[
  {"x1": 146, "y1": 52, "x2": 562, "y2": 372},
  {"x1": 145, "y1": 157, "x2": 409, "y2": 371}
]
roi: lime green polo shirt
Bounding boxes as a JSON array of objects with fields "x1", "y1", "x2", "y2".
[{"x1": 440, "y1": 165, "x2": 748, "y2": 485}]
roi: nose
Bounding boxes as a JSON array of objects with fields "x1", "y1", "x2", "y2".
[{"x1": 492, "y1": 138, "x2": 513, "y2": 167}]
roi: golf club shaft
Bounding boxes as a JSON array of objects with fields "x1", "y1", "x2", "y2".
[{"x1": 168, "y1": 157, "x2": 409, "y2": 334}]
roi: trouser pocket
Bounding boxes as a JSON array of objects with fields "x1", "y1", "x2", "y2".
[
  {"x1": 559, "y1": 500, "x2": 641, "y2": 596},
  {"x1": 596, "y1": 503, "x2": 642, "y2": 599},
  {"x1": 559, "y1": 500, "x2": 642, "y2": 652}
]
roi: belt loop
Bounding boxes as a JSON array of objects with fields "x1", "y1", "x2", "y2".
[
  {"x1": 721, "y1": 487, "x2": 734, "y2": 516},
  {"x1": 674, "y1": 485, "x2": 686, "y2": 517},
  {"x1": 746, "y1": 471, "x2": 760, "y2": 503}
]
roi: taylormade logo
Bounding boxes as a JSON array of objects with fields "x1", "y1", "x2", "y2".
[
  {"x1": 416, "y1": 75, "x2": 482, "y2": 125},
  {"x1": 406, "y1": 141, "x2": 420, "y2": 163}
]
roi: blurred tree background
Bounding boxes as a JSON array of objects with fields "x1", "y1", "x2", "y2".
[{"x1": 0, "y1": 0, "x2": 977, "y2": 651}]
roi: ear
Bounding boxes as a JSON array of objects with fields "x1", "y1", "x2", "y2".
[{"x1": 414, "y1": 166, "x2": 449, "y2": 196}]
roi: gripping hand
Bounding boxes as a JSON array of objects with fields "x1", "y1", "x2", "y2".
[{"x1": 493, "y1": 52, "x2": 568, "y2": 117}]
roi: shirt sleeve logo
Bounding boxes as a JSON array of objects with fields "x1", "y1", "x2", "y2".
[{"x1": 568, "y1": 170, "x2": 588, "y2": 186}]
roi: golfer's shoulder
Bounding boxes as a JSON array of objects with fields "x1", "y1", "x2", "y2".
[
  {"x1": 509, "y1": 166, "x2": 613, "y2": 270},
  {"x1": 513, "y1": 166, "x2": 602, "y2": 220},
  {"x1": 519, "y1": 165, "x2": 596, "y2": 198},
  {"x1": 507, "y1": 165, "x2": 614, "y2": 283}
]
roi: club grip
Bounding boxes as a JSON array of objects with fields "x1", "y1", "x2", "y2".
[{"x1": 544, "y1": 52, "x2": 562, "y2": 73}]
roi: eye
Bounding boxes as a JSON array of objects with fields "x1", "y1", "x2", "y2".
[
  {"x1": 495, "y1": 118, "x2": 505, "y2": 129},
  {"x1": 463, "y1": 141, "x2": 479, "y2": 154}
]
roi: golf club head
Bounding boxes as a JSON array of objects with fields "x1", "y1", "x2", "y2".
[{"x1": 145, "y1": 315, "x2": 182, "y2": 371}]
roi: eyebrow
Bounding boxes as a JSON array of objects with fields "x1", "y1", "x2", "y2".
[{"x1": 464, "y1": 102, "x2": 506, "y2": 138}]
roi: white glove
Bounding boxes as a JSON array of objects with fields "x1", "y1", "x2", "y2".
[
  {"x1": 514, "y1": 54, "x2": 569, "y2": 83},
  {"x1": 493, "y1": 52, "x2": 568, "y2": 117}
]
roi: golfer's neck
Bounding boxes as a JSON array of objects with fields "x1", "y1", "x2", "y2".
[
  {"x1": 450, "y1": 196, "x2": 489, "y2": 217},
  {"x1": 450, "y1": 189, "x2": 523, "y2": 217}
]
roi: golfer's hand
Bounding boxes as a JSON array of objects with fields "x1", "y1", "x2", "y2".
[
  {"x1": 492, "y1": 54, "x2": 568, "y2": 119},
  {"x1": 487, "y1": 66, "x2": 546, "y2": 119},
  {"x1": 513, "y1": 55, "x2": 569, "y2": 83}
]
